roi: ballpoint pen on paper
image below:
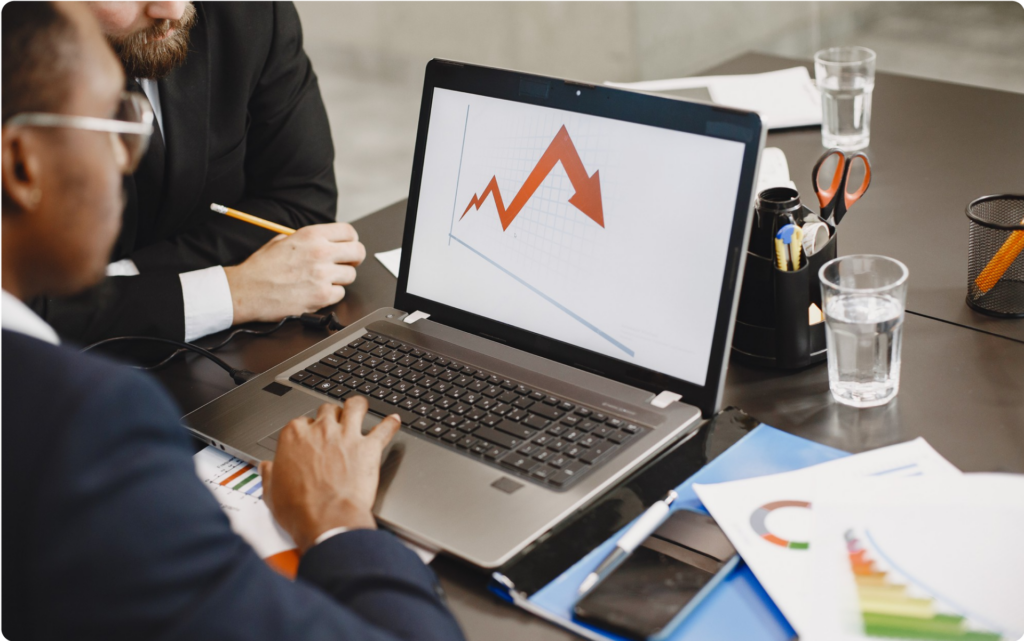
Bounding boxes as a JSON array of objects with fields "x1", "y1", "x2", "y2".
[
  {"x1": 210, "y1": 203, "x2": 296, "y2": 236},
  {"x1": 577, "y1": 490, "x2": 679, "y2": 597}
]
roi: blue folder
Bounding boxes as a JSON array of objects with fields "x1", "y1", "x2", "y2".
[{"x1": 491, "y1": 424, "x2": 849, "y2": 641}]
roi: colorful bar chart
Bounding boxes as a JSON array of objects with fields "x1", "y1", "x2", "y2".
[
  {"x1": 749, "y1": 500, "x2": 811, "y2": 550},
  {"x1": 208, "y1": 458, "x2": 264, "y2": 500},
  {"x1": 231, "y1": 473, "x2": 258, "y2": 492},
  {"x1": 218, "y1": 463, "x2": 253, "y2": 487},
  {"x1": 844, "y1": 530, "x2": 1002, "y2": 640}
]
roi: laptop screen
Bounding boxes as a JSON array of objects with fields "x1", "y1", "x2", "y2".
[{"x1": 406, "y1": 88, "x2": 747, "y2": 387}]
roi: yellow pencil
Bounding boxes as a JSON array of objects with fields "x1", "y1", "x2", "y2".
[{"x1": 210, "y1": 203, "x2": 295, "y2": 236}]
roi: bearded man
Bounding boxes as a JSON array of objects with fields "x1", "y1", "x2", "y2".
[{"x1": 30, "y1": 2, "x2": 367, "y2": 345}]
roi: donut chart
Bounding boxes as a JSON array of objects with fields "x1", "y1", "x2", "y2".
[{"x1": 750, "y1": 500, "x2": 811, "y2": 550}]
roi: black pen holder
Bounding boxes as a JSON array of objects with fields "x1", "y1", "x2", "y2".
[
  {"x1": 732, "y1": 191, "x2": 837, "y2": 370},
  {"x1": 965, "y1": 194, "x2": 1024, "y2": 318}
]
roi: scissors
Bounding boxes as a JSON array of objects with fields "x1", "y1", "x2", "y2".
[{"x1": 812, "y1": 148, "x2": 871, "y2": 226}]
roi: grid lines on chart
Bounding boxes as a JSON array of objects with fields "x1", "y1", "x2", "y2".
[{"x1": 481, "y1": 110, "x2": 619, "y2": 285}]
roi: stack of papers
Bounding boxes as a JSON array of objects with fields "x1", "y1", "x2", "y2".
[
  {"x1": 606, "y1": 67, "x2": 822, "y2": 130},
  {"x1": 694, "y1": 440, "x2": 1024, "y2": 641}
]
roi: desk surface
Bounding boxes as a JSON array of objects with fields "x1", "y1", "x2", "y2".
[
  {"x1": 706, "y1": 53, "x2": 1024, "y2": 342},
  {"x1": 155, "y1": 53, "x2": 1024, "y2": 641}
]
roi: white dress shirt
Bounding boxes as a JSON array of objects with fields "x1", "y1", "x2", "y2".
[
  {"x1": 2, "y1": 289, "x2": 60, "y2": 345},
  {"x1": 108, "y1": 78, "x2": 235, "y2": 342},
  {"x1": 138, "y1": 78, "x2": 165, "y2": 136},
  {"x1": 313, "y1": 526, "x2": 351, "y2": 547}
]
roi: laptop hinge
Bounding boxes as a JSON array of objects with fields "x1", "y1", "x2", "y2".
[
  {"x1": 403, "y1": 310, "x2": 431, "y2": 324},
  {"x1": 650, "y1": 391, "x2": 683, "y2": 408}
]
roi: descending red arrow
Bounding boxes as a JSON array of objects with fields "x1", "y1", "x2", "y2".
[{"x1": 460, "y1": 125, "x2": 604, "y2": 231}]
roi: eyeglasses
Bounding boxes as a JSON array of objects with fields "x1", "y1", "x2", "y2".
[{"x1": 3, "y1": 91, "x2": 154, "y2": 173}]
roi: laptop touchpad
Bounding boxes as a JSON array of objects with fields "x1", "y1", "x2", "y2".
[
  {"x1": 256, "y1": 406, "x2": 390, "y2": 452},
  {"x1": 256, "y1": 408, "x2": 318, "y2": 452}
]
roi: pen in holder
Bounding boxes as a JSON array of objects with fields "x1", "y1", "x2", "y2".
[{"x1": 733, "y1": 188, "x2": 837, "y2": 369}]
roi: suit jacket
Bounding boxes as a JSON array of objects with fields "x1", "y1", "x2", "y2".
[
  {"x1": 1, "y1": 330, "x2": 464, "y2": 641},
  {"x1": 31, "y1": 2, "x2": 337, "y2": 344}
]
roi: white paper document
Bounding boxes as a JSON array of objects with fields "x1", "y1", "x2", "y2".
[
  {"x1": 807, "y1": 473, "x2": 1024, "y2": 641},
  {"x1": 193, "y1": 446, "x2": 438, "y2": 569},
  {"x1": 693, "y1": 439, "x2": 961, "y2": 638},
  {"x1": 757, "y1": 147, "x2": 798, "y2": 193},
  {"x1": 193, "y1": 446, "x2": 299, "y2": 572},
  {"x1": 606, "y1": 66, "x2": 822, "y2": 130},
  {"x1": 375, "y1": 247, "x2": 402, "y2": 278}
]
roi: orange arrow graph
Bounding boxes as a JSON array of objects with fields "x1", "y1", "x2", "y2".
[{"x1": 461, "y1": 125, "x2": 604, "y2": 231}]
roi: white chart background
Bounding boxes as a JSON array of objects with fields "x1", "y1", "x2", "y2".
[{"x1": 407, "y1": 88, "x2": 745, "y2": 385}]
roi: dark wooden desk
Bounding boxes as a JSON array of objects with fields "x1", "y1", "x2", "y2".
[
  {"x1": 154, "y1": 54, "x2": 1024, "y2": 641},
  {"x1": 704, "y1": 54, "x2": 1024, "y2": 342}
]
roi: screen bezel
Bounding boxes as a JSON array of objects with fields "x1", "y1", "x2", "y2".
[{"x1": 395, "y1": 59, "x2": 763, "y2": 418}]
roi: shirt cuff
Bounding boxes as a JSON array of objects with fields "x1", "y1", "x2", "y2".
[
  {"x1": 106, "y1": 258, "x2": 140, "y2": 277},
  {"x1": 313, "y1": 527, "x2": 350, "y2": 547},
  {"x1": 179, "y1": 266, "x2": 234, "y2": 342}
]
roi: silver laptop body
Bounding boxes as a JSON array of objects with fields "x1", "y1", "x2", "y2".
[{"x1": 184, "y1": 60, "x2": 765, "y2": 568}]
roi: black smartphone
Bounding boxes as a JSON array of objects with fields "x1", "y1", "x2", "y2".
[{"x1": 573, "y1": 509, "x2": 737, "y2": 640}]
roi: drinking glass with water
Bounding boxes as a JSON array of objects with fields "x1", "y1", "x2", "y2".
[
  {"x1": 814, "y1": 46, "x2": 876, "y2": 151},
  {"x1": 819, "y1": 255, "x2": 908, "y2": 408}
]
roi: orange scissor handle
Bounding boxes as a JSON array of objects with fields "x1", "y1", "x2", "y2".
[
  {"x1": 841, "y1": 152, "x2": 871, "y2": 209},
  {"x1": 812, "y1": 149, "x2": 872, "y2": 225},
  {"x1": 813, "y1": 148, "x2": 846, "y2": 211}
]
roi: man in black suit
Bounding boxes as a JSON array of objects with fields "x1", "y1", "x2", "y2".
[
  {"x1": 2, "y1": 4, "x2": 464, "y2": 639},
  {"x1": 31, "y1": 1, "x2": 368, "y2": 345}
]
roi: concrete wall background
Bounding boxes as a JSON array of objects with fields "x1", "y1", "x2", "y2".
[{"x1": 293, "y1": 1, "x2": 1024, "y2": 222}]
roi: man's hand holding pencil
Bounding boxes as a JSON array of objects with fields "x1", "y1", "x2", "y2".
[{"x1": 213, "y1": 203, "x2": 367, "y2": 325}]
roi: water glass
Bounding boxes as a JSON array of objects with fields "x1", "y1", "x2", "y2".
[
  {"x1": 819, "y1": 255, "x2": 908, "y2": 408},
  {"x1": 814, "y1": 46, "x2": 876, "y2": 151}
]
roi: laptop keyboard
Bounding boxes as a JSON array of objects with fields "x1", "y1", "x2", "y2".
[{"x1": 285, "y1": 331, "x2": 649, "y2": 490}]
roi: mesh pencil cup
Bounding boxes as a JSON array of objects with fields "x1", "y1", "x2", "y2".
[{"x1": 966, "y1": 195, "x2": 1024, "y2": 318}]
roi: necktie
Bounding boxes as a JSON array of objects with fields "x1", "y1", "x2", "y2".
[{"x1": 127, "y1": 78, "x2": 166, "y2": 247}]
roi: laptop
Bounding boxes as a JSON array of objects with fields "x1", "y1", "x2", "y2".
[{"x1": 183, "y1": 60, "x2": 765, "y2": 569}]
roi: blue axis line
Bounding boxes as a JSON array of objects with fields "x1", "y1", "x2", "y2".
[
  {"x1": 449, "y1": 234, "x2": 634, "y2": 357},
  {"x1": 868, "y1": 463, "x2": 919, "y2": 476}
]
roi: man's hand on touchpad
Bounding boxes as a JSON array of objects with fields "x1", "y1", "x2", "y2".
[{"x1": 258, "y1": 396, "x2": 401, "y2": 551}]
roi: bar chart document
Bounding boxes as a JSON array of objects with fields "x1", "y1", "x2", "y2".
[
  {"x1": 807, "y1": 474, "x2": 1024, "y2": 641},
  {"x1": 694, "y1": 439, "x2": 961, "y2": 638},
  {"x1": 193, "y1": 446, "x2": 300, "y2": 577},
  {"x1": 407, "y1": 88, "x2": 746, "y2": 386}
]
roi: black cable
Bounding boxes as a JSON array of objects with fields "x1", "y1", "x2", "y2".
[
  {"x1": 83, "y1": 336, "x2": 257, "y2": 384},
  {"x1": 140, "y1": 315, "x2": 301, "y2": 371},
  {"x1": 81, "y1": 312, "x2": 346, "y2": 384}
]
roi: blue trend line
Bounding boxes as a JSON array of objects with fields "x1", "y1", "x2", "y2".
[
  {"x1": 448, "y1": 105, "x2": 470, "y2": 246},
  {"x1": 868, "y1": 463, "x2": 918, "y2": 476},
  {"x1": 245, "y1": 481, "x2": 263, "y2": 496},
  {"x1": 864, "y1": 529, "x2": 1010, "y2": 636},
  {"x1": 449, "y1": 234, "x2": 634, "y2": 357}
]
